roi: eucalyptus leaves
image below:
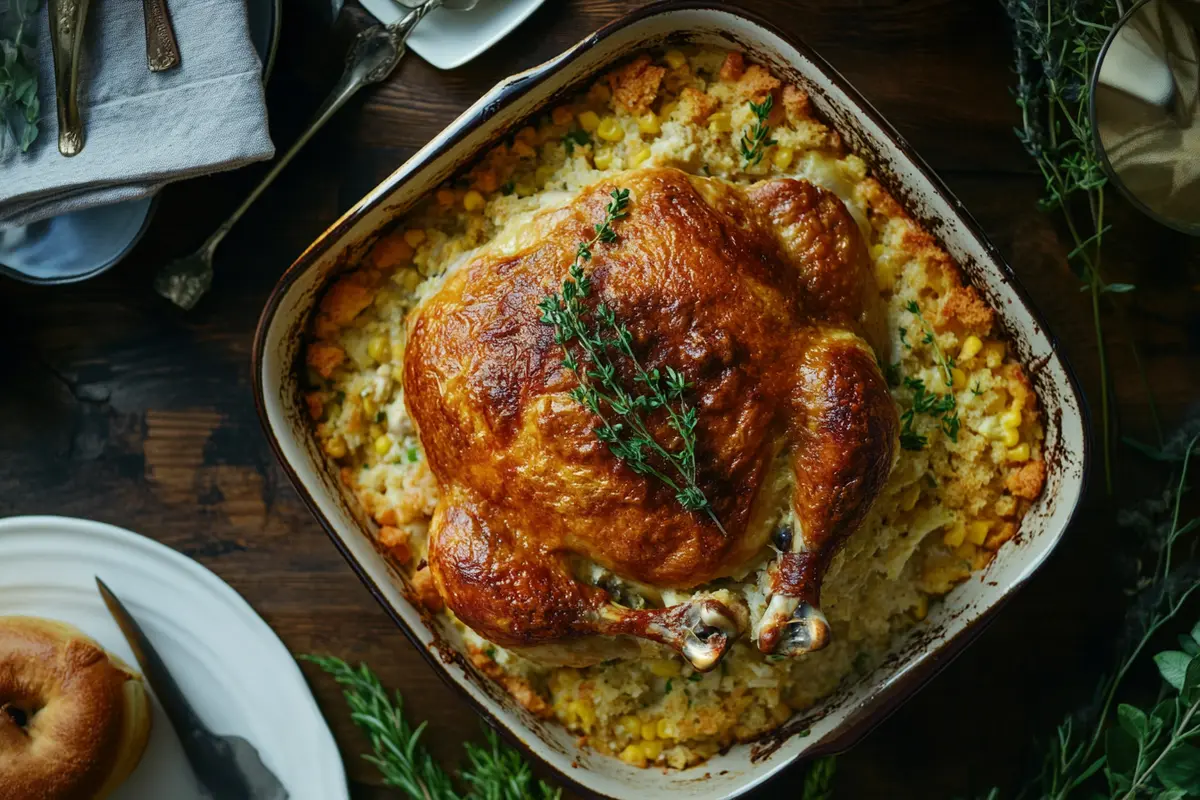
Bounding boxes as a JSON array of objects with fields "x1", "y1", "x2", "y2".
[
  {"x1": 537, "y1": 188, "x2": 726, "y2": 533},
  {"x1": 0, "y1": 0, "x2": 41, "y2": 155}
]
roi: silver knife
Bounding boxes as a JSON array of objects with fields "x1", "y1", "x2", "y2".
[{"x1": 96, "y1": 577, "x2": 289, "y2": 800}]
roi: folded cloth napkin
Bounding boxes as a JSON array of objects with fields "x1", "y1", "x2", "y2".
[{"x1": 0, "y1": 0, "x2": 274, "y2": 226}]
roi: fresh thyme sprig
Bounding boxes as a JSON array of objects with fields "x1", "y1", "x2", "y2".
[
  {"x1": 1003, "y1": 0, "x2": 1163, "y2": 492},
  {"x1": 537, "y1": 189, "x2": 727, "y2": 534},
  {"x1": 897, "y1": 301, "x2": 960, "y2": 451},
  {"x1": 739, "y1": 95, "x2": 777, "y2": 167},
  {"x1": 302, "y1": 655, "x2": 561, "y2": 800}
]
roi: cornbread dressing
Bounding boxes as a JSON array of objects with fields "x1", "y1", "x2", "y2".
[{"x1": 303, "y1": 47, "x2": 1047, "y2": 770}]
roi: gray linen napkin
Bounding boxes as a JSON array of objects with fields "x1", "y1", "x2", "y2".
[{"x1": 0, "y1": 0, "x2": 274, "y2": 226}]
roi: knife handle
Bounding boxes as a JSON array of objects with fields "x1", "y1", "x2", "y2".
[
  {"x1": 48, "y1": 0, "x2": 91, "y2": 156},
  {"x1": 143, "y1": 0, "x2": 181, "y2": 72}
]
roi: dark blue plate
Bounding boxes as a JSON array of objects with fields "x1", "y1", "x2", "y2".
[{"x1": 0, "y1": 0, "x2": 281, "y2": 285}]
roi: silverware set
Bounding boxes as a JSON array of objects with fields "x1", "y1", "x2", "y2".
[
  {"x1": 155, "y1": 0, "x2": 481, "y2": 310},
  {"x1": 47, "y1": 0, "x2": 180, "y2": 157}
]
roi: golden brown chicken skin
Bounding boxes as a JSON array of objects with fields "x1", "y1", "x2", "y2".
[{"x1": 404, "y1": 167, "x2": 897, "y2": 669}]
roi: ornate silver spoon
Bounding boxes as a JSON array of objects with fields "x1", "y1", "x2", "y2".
[{"x1": 155, "y1": 0, "x2": 480, "y2": 310}]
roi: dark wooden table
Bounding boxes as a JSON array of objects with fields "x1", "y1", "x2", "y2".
[{"x1": 3, "y1": 1, "x2": 1199, "y2": 797}]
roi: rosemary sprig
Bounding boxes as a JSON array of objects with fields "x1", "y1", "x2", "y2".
[
  {"x1": 739, "y1": 95, "x2": 777, "y2": 167},
  {"x1": 302, "y1": 655, "x2": 561, "y2": 800},
  {"x1": 537, "y1": 189, "x2": 727, "y2": 534},
  {"x1": 1003, "y1": 0, "x2": 1163, "y2": 492},
  {"x1": 897, "y1": 301, "x2": 960, "y2": 451}
]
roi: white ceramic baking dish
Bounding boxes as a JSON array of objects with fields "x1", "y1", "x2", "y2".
[{"x1": 253, "y1": 4, "x2": 1089, "y2": 797}]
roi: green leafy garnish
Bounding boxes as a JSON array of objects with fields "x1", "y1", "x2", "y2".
[
  {"x1": 738, "y1": 95, "x2": 776, "y2": 167},
  {"x1": 895, "y1": 301, "x2": 959, "y2": 450},
  {"x1": 302, "y1": 655, "x2": 560, "y2": 800},
  {"x1": 802, "y1": 756, "x2": 837, "y2": 800},
  {"x1": 984, "y1": 430, "x2": 1200, "y2": 798},
  {"x1": 0, "y1": 0, "x2": 41, "y2": 155},
  {"x1": 562, "y1": 129, "x2": 591, "y2": 155},
  {"x1": 538, "y1": 188, "x2": 727, "y2": 534}
]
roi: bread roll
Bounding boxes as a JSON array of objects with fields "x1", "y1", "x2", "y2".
[{"x1": 0, "y1": 616, "x2": 151, "y2": 799}]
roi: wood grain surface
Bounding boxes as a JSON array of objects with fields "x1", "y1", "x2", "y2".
[{"x1": 2, "y1": 1, "x2": 1199, "y2": 797}]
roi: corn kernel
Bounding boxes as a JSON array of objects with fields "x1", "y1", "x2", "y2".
[
  {"x1": 631, "y1": 146, "x2": 652, "y2": 166},
  {"x1": 1001, "y1": 409, "x2": 1022, "y2": 429},
  {"x1": 641, "y1": 739, "x2": 663, "y2": 761},
  {"x1": 959, "y1": 335, "x2": 983, "y2": 361},
  {"x1": 1007, "y1": 443, "x2": 1031, "y2": 462},
  {"x1": 951, "y1": 367, "x2": 967, "y2": 391},
  {"x1": 534, "y1": 165, "x2": 556, "y2": 187},
  {"x1": 708, "y1": 111, "x2": 731, "y2": 133},
  {"x1": 550, "y1": 105, "x2": 574, "y2": 126},
  {"x1": 374, "y1": 434, "x2": 393, "y2": 456},
  {"x1": 597, "y1": 117, "x2": 624, "y2": 142},
  {"x1": 641, "y1": 722, "x2": 657, "y2": 741},
  {"x1": 637, "y1": 113, "x2": 661, "y2": 135},
  {"x1": 619, "y1": 744, "x2": 645, "y2": 766},
  {"x1": 511, "y1": 139, "x2": 536, "y2": 159},
  {"x1": 514, "y1": 182, "x2": 535, "y2": 197},
  {"x1": 984, "y1": 341, "x2": 1006, "y2": 368},
  {"x1": 462, "y1": 190, "x2": 485, "y2": 212},
  {"x1": 1002, "y1": 427, "x2": 1021, "y2": 447},
  {"x1": 435, "y1": 188, "x2": 455, "y2": 208},
  {"x1": 367, "y1": 336, "x2": 388, "y2": 364},
  {"x1": 648, "y1": 659, "x2": 680, "y2": 678},
  {"x1": 656, "y1": 718, "x2": 675, "y2": 739},
  {"x1": 324, "y1": 436, "x2": 347, "y2": 459},
  {"x1": 619, "y1": 715, "x2": 640, "y2": 735},
  {"x1": 391, "y1": 341, "x2": 406, "y2": 363},
  {"x1": 966, "y1": 520, "x2": 991, "y2": 546},
  {"x1": 577, "y1": 703, "x2": 597, "y2": 728},
  {"x1": 578, "y1": 110, "x2": 601, "y2": 133},
  {"x1": 772, "y1": 145, "x2": 795, "y2": 170},
  {"x1": 594, "y1": 148, "x2": 614, "y2": 170},
  {"x1": 943, "y1": 521, "x2": 966, "y2": 548},
  {"x1": 664, "y1": 49, "x2": 687, "y2": 70},
  {"x1": 588, "y1": 82, "x2": 611, "y2": 104},
  {"x1": 659, "y1": 101, "x2": 678, "y2": 119},
  {"x1": 403, "y1": 229, "x2": 426, "y2": 248},
  {"x1": 913, "y1": 595, "x2": 929, "y2": 620},
  {"x1": 955, "y1": 542, "x2": 978, "y2": 560}
]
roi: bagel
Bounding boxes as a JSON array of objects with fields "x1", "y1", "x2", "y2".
[{"x1": 0, "y1": 616, "x2": 151, "y2": 799}]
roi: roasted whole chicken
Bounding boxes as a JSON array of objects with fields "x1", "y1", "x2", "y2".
[{"x1": 404, "y1": 167, "x2": 898, "y2": 670}]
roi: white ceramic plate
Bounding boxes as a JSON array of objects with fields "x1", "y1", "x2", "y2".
[
  {"x1": 359, "y1": 0, "x2": 546, "y2": 69},
  {"x1": 0, "y1": 516, "x2": 347, "y2": 800}
]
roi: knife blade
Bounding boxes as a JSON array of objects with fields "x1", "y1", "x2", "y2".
[{"x1": 96, "y1": 577, "x2": 289, "y2": 800}]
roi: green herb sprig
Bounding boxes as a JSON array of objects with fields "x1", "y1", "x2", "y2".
[
  {"x1": 537, "y1": 189, "x2": 726, "y2": 534},
  {"x1": 983, "y1": 429, "x2": 1200, "y2": 798},
  {"x1": 897, "y1": 301, "x2": 960, "y2": 451},
  {"x1": 562, "y1": 129, "x2": 591, "y2": 155},
  {"x1": 302, "y1": 655, "x2": 561, "y2": 800},
  {"x1": 739, "y1": 95, "x2": 776, "y2": 167},
  {"x1": 0, "y1": 0, "x2": 42, "y2": 155},
  {"x1": 1003, "y1": 0, "x2": 1163, "y2": 492},
  {"x1": 802, "y1": 756, "x2": 837, "y2": 800}
]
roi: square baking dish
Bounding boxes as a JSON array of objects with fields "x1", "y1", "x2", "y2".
[{"x1": 253, "y1": 4, "x2": 1089, "y2": 797}]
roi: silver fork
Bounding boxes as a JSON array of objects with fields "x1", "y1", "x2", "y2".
[{"x1": 154, "y1": 0, "x2": 481, "y2": 310}]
